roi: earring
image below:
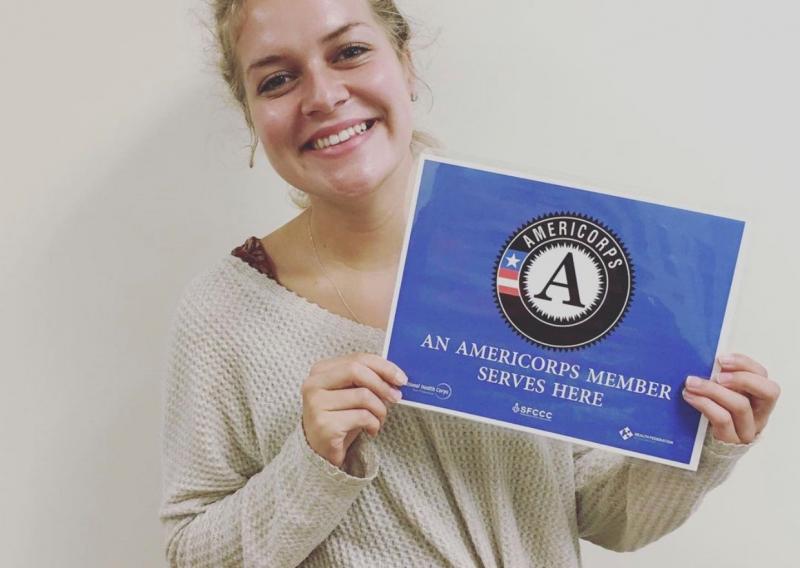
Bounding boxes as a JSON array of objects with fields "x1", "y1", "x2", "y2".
[{"x1": 411, "y1": 92, "x2": 418, "y2": 102}]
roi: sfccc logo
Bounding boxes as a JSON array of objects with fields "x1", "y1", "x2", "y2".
[{"x1": 494, "y1": 212, "x2": 634, "y2": 350}]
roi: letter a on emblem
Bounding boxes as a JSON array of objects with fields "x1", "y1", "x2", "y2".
[{"x1": 533, "y1": 252, "x2": 585, "y2": 307}]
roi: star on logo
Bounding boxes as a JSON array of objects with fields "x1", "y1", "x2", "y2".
[{"x1": 505, "y1": 254, "x2": 520, "y2": 268}]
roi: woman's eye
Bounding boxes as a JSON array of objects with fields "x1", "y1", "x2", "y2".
[
  {"x1": 335, "y1": 43, "x2": 369, "y2": 62},
  {"x1": 258, "y1": 73, "x2": 293, "y2": 95}
]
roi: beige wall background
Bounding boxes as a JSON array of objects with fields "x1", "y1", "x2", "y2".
[{"x1": 1, "y1": 1, "x2": 797, "y2": 566}]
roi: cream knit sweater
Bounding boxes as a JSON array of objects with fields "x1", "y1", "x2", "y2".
[{"x1": 159, "y1": 254, "x2": 750, "y2": 567}]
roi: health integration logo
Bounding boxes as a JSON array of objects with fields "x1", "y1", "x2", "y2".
[{"x1": 494, "y1": 213, "x2": 634, "y2": 349}]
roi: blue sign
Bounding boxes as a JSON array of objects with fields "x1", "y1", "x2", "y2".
[{"x1": 383, "y1": 154, "x2": 746, "y2": 469}]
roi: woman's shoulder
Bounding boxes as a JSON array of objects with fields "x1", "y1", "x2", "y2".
[
  {"x1": 231, "y1": 236, "x2": 280, "y2": 282},
  {"x1": 253, "y1": 213, "x2": 310, "y2": 283},
  {"x1": 174, "y1": 246, "x2": 273, "y2": 327},
  {"x1": 174, "y1": 218, "x2": 305, "y2": 326}
]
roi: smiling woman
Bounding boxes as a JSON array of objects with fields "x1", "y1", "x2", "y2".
[
  {"x1": 236, "y1": 0, "x2": 417, "y2": 202},
  {"x1": 158, "y1": 1, "x2": 780, "y2": 567}
]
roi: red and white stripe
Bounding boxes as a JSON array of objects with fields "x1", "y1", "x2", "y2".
[{"x1": 497, "y1": 267, "x2": 520, "y2": 297}]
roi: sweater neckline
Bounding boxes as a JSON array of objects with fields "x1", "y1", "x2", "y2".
[{"x1": 226, "y1": 255, "x2": 387, "y2": 339}]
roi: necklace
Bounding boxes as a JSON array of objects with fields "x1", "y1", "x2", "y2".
[{"x1": 306, "y1": 207, "x2": 363, "y2": 325}]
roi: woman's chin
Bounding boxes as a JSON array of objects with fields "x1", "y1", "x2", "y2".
[
  {"x1": 320, "y1": 179, "x2": 382, "y2": 202},
  {"x1": 280, "y1": 144, "x2": 412, "y2": 203},
  {"x1": 307, "y1": 167, "x2": 391, "y2": 201}
]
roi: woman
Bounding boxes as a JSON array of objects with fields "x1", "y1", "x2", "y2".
[{"x1": 160, "y1": 0, "x2": 781, "y2": 566}]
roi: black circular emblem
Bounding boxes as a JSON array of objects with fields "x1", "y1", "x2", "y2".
[{"x1": 494, "y1": 212, "x2": 634, "y2": 349}]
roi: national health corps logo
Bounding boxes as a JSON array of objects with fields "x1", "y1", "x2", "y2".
[{"x1": 494, "y1": 212, "x2": 634, "y2": 350}]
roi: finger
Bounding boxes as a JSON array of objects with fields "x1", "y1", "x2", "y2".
[
  {"x1": 315, "y1": 361, "x2": 403, "y2": 404},
  {"x1": 717, "y1": 371, "x2": 781, "y2": 417},
  {"x1": 718, "y1": 352, "x2": 768, "y2": 378},
  {"x1": 685, "y1": 376, "x2": 757, "y2": 442},
  {"x1": 335, "y1": 408, "x2": 382, "y2": 438},
  {"x1": 319, "y1": 387, "x2": 390, "y2": 425},
  {"x1": 342, "y1": 429, "x2": 360, "y2": 453},
  {"x1": 682, "y1": 389, "x2": 740, "y2": 444},
  {"x1": 311, "y1": 353, "x2": 409, "y2": 387},
  {"x1": 349, "y1": 353, "x2": 409, "y2": 387}
]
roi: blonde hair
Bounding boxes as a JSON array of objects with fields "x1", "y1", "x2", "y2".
[{"x1": 211, "y1": 0, "x2": 436, "y2": 208}]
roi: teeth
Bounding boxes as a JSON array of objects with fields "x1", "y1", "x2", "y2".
[{"x1": 312, "y1": 121, "x2": 371, "y2": 150}]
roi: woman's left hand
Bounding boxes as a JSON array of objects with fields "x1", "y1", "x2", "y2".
[{"x1": 682, "y1": 353, "x2": 781, "y2": 444}]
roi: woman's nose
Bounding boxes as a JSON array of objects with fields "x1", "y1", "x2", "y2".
[{"x1": 300, "y1": 67, "x2": 349, "y2": 116}]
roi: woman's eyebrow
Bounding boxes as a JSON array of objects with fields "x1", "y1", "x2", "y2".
[
  {"x1": 246, "y1": 22, "x2": 366, "y2": 77},
  {"x1": 321, "y1": 21, "x2": 365, "y2": 44}
]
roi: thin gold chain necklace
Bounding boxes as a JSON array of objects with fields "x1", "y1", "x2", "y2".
[{"x1": 306, "y1": 207, "x2": 363, "y2": 325}]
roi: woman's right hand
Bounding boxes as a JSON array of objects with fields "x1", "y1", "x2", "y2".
[{"x1": 301, "y1": 352, "x2": 408, "y2": 468}]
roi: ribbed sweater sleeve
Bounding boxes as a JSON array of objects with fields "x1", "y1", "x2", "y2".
[
  {"x1": 159, "y1": 294, "x2": 379, "y2": 568},
  {"x1": 574, "y1": 432, "x2": 750, "y2": 551}
]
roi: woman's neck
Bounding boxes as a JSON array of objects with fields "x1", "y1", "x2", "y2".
[{"x1": 305, "y1": 151, "x2": 416, "y2": 274}]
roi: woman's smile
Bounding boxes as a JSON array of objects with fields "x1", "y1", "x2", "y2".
[{"x1": 303, "y1": 118, "x2": 379, "y2": 156}]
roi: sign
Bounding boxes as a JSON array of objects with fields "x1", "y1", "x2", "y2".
[{"x1": 383, "y1": 154, "x2": 746, "y2": 469}]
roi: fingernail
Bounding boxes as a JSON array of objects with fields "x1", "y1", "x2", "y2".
[
  {"x1": 686, "y1": 376, "x2": 703, "y2": 389},
  {"x1": 396, "y1": 371, "x2": 409, "y2": 386},
  {"x1": 682, "y1": 388, "x2": 693, "y2": 399},
  {"x1": 719, "y1": 354, "x2": 736, "y2": 367},
  {"x1": 718, "y1": 372, "x2": 732, "y2": 385},
  {"x1": 391, "y1": 388, "x2": 403, "y2": 402}
]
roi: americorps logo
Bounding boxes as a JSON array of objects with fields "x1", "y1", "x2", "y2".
[{"x1": 494, "y1": 212, "x2": 634, "y2": 350}]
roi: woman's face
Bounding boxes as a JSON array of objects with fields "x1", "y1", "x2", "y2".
[{"x1": 237, "y1": 0, "x2": 415, "y2": 200}]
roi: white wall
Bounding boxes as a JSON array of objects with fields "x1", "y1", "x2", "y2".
[{"x1": 1, "y1": 1, "x2": 796, "y2": 566}]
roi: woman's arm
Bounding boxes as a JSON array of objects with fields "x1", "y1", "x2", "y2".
[
  {"x1": 574, "y1": 431, "x2": 748, "y2": 551},
  {"x1": 159, "y1": 296, "x2": 379, "y2": 568},
  {"x1": 575, "y1": 353, "x2": 780, "y2": 551}
]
